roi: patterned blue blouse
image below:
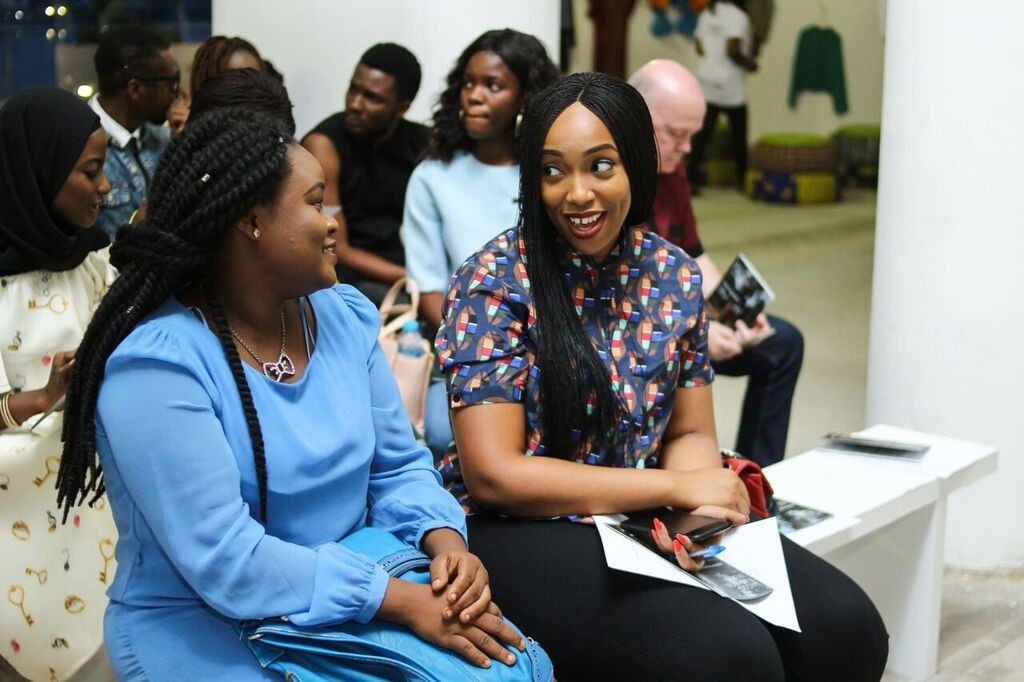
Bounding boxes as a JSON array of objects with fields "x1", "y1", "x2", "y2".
[{"x1": 437, "y1": 225, "x2": 714, "y2": 476}]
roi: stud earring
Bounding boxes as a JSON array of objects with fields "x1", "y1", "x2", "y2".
[
  {"x1": 253, "y1": 229, "x2": 261, "y2": 239},
  {"x1": 514, "y1": 111, "x2": 524, "y2": 138}
]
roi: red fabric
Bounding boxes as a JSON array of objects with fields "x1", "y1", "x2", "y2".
[
  {"x1": 723, "y1": 455, "x2": 774, "y2": 518},
  {"x1": 647, "y1": 166, "x2": 704, "y2": 257}
]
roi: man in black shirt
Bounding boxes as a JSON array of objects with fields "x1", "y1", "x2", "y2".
[{"x1": 303, "y1": 43, "x2": 427, "y2": 306}]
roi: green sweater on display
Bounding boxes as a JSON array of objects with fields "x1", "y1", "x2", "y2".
[{"x1": 788, "y1": 26, "x2": 849, "y2": 114}]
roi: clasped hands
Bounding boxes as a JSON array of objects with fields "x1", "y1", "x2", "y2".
[{"x1": 389, "y1": 545, "x2": 524, "y2": 669}]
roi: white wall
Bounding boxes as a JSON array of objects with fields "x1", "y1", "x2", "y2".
[
  {"x1": 866, "y1": 0, "x2": 1024, "y2": 570},
  {"x1": 569, "y1": 0, "x2": 885, "y2": 140},
  {"x1": 213, "y1": 0, "x2": 560, "y2": 137}
]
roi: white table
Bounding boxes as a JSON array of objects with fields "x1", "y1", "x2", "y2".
[{"x1": 764, "y1": 425, "x2": 998, "y2": 680}]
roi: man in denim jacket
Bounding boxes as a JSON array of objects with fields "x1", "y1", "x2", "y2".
[{"x1": 89, "y1": 26, "x2": 178, "y2": 241}]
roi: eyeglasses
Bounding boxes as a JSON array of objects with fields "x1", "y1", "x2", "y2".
[{"x1": 131, "y1": 71, "x2": 181, "y2": 91}]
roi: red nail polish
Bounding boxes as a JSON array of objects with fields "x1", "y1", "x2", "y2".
[
  {"x1": 672, "y1": 538, "x2": 683, "y2": 554},
  {"x1": 653, "y1": 517, "x2": 664, "y2": 531}
]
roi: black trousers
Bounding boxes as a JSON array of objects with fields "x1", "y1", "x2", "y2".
[
  {"x1": 686, "y1": 102, "x2": 749, "y2": 189},
  {"x1": 469, "y1": 515, "x2": 888, "y2": 682},
  {"x1": 713, "y1": 314, "x2": 804, "y2": 466}
]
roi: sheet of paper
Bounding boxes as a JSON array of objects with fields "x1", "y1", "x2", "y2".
[{"x1": 593, "y1": 515, "x2": 801, "y2": 632}]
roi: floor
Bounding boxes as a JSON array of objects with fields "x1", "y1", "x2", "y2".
[{"x1": 697, "y1": 186, "x2": 1024, "y2": 681}]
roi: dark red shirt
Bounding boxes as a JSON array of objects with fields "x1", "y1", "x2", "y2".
[{"x1": 647, "y1": 166, "x2": 704, "y2": 258}]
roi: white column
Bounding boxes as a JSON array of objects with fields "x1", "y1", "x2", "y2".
[
  {"x1": 866, "y1": 0, "x2": 1024, "y2": 569},
  {"x1": 212, "y1": 1, "x2": 560, "y2": 136}
]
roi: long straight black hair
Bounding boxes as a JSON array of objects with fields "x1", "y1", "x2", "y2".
[{"x1": 517, "y1": 72, "x2": 658, "y2": 458}]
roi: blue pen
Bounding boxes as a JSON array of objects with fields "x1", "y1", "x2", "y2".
[{"x1": 688, "y1": 544, "x2": 725, "y2": 560}]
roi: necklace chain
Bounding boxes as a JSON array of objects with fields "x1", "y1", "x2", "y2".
[{"x1": 229, "y1": 311, "x2": 295, "y2": 382}]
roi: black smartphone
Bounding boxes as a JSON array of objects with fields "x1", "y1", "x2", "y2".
[{"x1": 620, "y1": 508, "x2": 732, "y2": 544}]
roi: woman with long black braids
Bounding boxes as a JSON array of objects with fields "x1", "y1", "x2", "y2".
[{"x1": 56, "y1": 110, "x2": 526, "y2": 680}]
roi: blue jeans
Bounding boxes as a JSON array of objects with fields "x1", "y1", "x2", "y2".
[
  {"x1": 423, "y1": 379, "x2": 453, "y2": 463},
  {"x1": 712, "y1": 315, "x2": 804, "y2": 466}
]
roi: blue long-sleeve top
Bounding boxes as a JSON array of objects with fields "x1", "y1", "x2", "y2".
[{"x1": 95, "y1": 284, "x2": 466, "y2": 627}]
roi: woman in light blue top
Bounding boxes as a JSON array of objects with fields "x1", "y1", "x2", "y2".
[
  {"x1": 56, "y1": 109, "x2": 525, "y2": 680},
  {"x1": 402, "y1": 29, "x2": 559, "y2": 460},
  {"x1": 403, "y1": 28, "x2": 559, "y2": 337}
]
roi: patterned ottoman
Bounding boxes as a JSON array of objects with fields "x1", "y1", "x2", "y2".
[
  {"x1": 750, "y1": 133, "x2": 837, "y2": 174},
  {"x1": 832, "y1": 124, "x2": 881, "y2": 187},
  {"x1": 746, "y1": 133, "x2": 840, "y2": 203},
  {"x1": 745, "y1": 169, "x2": 839, "y2": 204}
]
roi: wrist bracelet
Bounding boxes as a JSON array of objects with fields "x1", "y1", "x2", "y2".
[{"x1": 1, "y1": 392, "x2": 22, "y2": 429}]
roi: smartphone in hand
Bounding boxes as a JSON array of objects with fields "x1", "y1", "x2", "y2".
[
  {"x1": 610, "y1": 520, "x2": 772, "y2": 602},
  {"x1": 619, "y1": 508, "x2": 732, "y2": 544}
]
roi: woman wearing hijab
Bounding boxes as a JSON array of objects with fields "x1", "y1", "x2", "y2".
[{"x1": 0, "y1": 86, "x2": 119, "y2": 682}]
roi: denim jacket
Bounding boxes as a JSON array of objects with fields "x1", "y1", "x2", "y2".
[
  {"x1": 96, "y1": 124, "x2": 170, "y2": 241},
  {"x1": 89, "y1": 97, "x2": 171, "y2": 241}
]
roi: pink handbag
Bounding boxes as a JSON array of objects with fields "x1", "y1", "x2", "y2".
[{"x1": 378, "y1": 277, "x2": 433, "y2": 434}]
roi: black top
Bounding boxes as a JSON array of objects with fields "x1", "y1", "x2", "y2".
[{"x1": 306, "y1": 114, "x2": 428, "y2": 280}]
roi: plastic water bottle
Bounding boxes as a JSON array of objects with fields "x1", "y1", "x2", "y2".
[{"x1": 396, "y1": 320, "x2": 425, "y2": 358}]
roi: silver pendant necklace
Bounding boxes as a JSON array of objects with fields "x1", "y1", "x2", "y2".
[{"x1": 229, "y1": 311, "x2": 295, "y2": 382}]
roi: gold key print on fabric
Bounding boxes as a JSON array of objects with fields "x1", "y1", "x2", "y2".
[
  {"x1": 27, "y1": 292, "x2": 70, "y2": 314},
  {"x1": 24, "y1": 567, "x2": 47, "y2": 585},
  {"x1": 98, "y1": 538, "x2": 115, "y2": 584},
  {"x1": 33, "y1": 456, "x2": 60, "y2": 487},
  {"x1": 8, "y1": 585, "x2": 33, "y2": 626}
]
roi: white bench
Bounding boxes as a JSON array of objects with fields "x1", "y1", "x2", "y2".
[{"x1": 763, "y1": 424, "x2": 997, "y2": 681}]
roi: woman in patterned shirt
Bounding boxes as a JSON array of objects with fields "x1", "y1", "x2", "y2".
[{"x1": 436, "y1": 73, "x2": 888, "y2": 681}]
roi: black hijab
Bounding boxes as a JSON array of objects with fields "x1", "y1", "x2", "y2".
[{"x1": 0, "y1": 86, "x2": 110, "y2": 277}]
